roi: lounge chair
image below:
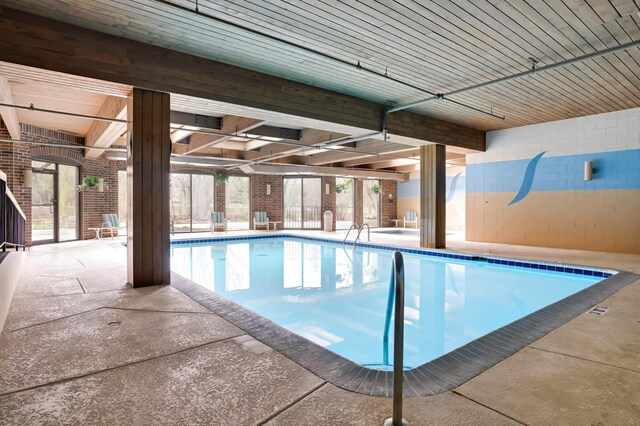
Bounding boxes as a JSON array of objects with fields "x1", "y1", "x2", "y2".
[
  {"x1": 210, "y1": 212, "x2": 227, "y2": 233},
  {"x1": 253, "y1": 211, "x2": 269, "y2": 230},
  {"x1": 403, "y1": 210, "x2": 418, "y2": 228},
  {"x1": 101, "y1": 214, "x2": 124, "y2": 239}
]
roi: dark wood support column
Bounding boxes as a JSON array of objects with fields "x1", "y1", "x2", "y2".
[
  {"x1": 127, "y1": 88, "x2": 171, "y2": 287},
  {"x1": 419, "y1": 145, "x2": 446, "y2": 248}
]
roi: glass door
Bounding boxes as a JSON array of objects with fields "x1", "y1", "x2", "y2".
[
  {"x1": 363, "y1": 180, "x2": 380, "y2": 227},
  {"x1": 31, "y1": 161, "x2": 80, "y2": 244},
  {"x1": 58, "y1": 164, "x2": 79, "y2": 242},
  {"x1": 283, "y1": 177, "x2": 321, "y2": 229},
  {"x1": 225, "y1": 176, "x2": 250, "y2": 230},
  {"x1": 335, "y1": 177, "x2": 355, "y2": 229},
  {"x1": 31, "y1": 169, "x2": 56, "y2": 243}
]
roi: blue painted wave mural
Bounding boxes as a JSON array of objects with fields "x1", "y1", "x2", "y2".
[
  {"x1": 508, "y1": 152, "x2": 546, "y2": 205},
  {"x1": 446, "y1": 172, "x2": 462, "y2": 202}
]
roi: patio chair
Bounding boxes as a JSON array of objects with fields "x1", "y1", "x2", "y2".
[
  {"x1": 210, "y1": 212, "x2": 227, "y2": 233},
  {"x1": 101, "y1": 214, "x2": 123, "y2": 239},
  {"x1": 253, "y1": 211, "x2": 269, "y2": 230},
  {"x1": 403, "y1": 210, "x2": 418, "y2": 228}
]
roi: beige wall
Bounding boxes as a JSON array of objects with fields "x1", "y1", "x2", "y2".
[{"x1": 467, "y1": 190, "x2": 640, "y2": 253}]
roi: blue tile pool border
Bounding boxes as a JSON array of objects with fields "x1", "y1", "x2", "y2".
[
  {"x1": 170, "y1": 233, "x2": 615, "y2": 278},
  {"x1": 170, "y1": 233, "x2": 638, "y2": 397}
]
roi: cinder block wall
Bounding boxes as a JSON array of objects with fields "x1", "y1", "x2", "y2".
[{"x1": 467, "y1": 107, "x2": 640, "y2": 254}]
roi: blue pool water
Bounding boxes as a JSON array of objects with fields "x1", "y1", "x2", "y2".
[{"x1": 171, "y1": 236, "x2": 603, "y2": 369}]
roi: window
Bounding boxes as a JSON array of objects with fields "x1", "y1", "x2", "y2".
[
  {"x1": 225, "y1": 176, "x2": 250, "y2": 230},
  {"x1": 169, "y1": 172, "x2": 215, "y2": 233},
  {"x1": 363, "y1": 180, "x2": 380, "y2": 227},
  {"x1": 335, "y1": 177, "x2": 354, "y2": 229},
  {"x1": 283, "y1": 177, "x2": 321, "y2": 229}
]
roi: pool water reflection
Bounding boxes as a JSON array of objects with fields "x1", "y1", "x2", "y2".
[{"x1": 171, "y1": 237, "x2": 600, "y2": 368}]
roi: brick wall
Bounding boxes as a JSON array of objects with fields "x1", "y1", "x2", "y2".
[
  {"x1": 380, "y1": 179, "x2": 398, "y2": 227},
  {"x1": 0, "y1": 122, "x2": 120, "y2": 245},
  {"x1": 0, "y1": 121, "x2": 31, "y2": 245},
  {"x1": 355, "y1": 179, "x2": 364, "y2": 225},
  {"x1": 81, "y1": 158, "x2": 119, "y2": 238},
  {"x1": 321, "y1": 176, "x2": 336, "y2": 230},
  {"x1": 251, "y1": 174, "x2": 283, "y2": 227}
]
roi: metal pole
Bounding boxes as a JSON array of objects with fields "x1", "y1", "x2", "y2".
[
  {"x1": 0, "y1": 101, "x2": 128, "y2": 123},
  {"x1": 384, "y1": 251, "x2": 409, "y2": 426},
  {"x1": 387, "y1": 37, "x2": 640, "y2": 114}
]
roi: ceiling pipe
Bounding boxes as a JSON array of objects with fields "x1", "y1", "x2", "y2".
[
  {"x1": 153, "y1": 0, "x2": 504, "y2": 120},
  {"x1": 0, "y1": 102, "x2": 128, "y2": 124},
  {"x1": 0, "y1": 137, "x2": 127, "y2": 151},
  {"x1": 387, "y1": 38, "x2": 640, "y2": 114}
]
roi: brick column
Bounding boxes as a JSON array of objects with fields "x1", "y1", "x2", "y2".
[
  {"x1": 321, "y1": 176, "x2": 336, "y2": 230},
  {"x1": 250, "y1": 174, "x2": 283, "y2": 227},
  {"x1": 355, "y1": 179, "x2": 364, "y2": 225},
  {"x1": 380, "y1": 180, "x2": 398, "y2": 227}
]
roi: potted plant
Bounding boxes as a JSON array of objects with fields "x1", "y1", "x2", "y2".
[
  {"x1": 369, "y1": 183, "x2": 381, "y2": 194},
  {"x1": 77, "y1": 175, "x2": 100, "y2": 192},
  {"x1": 215, "y1": 172, "x2": 230, "y2": 185},
  {"x1": 335, "y1": 180, "x2": 352, "y2": 194}
]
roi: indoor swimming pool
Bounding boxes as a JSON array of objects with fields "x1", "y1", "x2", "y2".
[{"x1": 170, "y1": 235, "x2": 610, "y2": 370}]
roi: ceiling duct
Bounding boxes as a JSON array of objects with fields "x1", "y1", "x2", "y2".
[{"x1": 240, "y1": 163, "x2": 409, "y2": 182}]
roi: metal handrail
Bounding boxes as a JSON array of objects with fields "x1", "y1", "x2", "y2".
[
  {"x1": 383, "y1": 251, "x2": 408, "y2": 426},
  {"x1": 0, "y1": 241, "x2": 26, "y2": 252},
  {"x1": 343, "y1": 223, "x2": 357, "y2": 244},
  {"x1": 355, "y1": 223, "x2": 370, "y2": 244}
]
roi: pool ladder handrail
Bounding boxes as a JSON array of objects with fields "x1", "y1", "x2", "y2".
[
  {"x1": 383, "y1": 251, "x2": 409, "y2": 426},
  {"x1": 343, "y1": 223, "x2": 370, "y2": 247}
]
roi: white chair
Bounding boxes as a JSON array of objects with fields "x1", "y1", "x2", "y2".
[
  {"x1": 210, "y1": 212, "x2": 227, "y2": 233},
  {"x1": 253, "y1": 211, "x2": 269, "y2": 230},
  {"x1": 403, "y1": 210, "x2": 418, "y2": 228}
]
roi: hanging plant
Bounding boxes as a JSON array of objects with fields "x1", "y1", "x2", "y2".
[
  {"x1": 215, "y1": 172, "x2": 230, "y2": 185},
  {"x1": 77, "y1": 175, "x2": 100, "y2": 192},
  {"x1": 369, "y1": 184, "x2": 381, "y2": 194},
  {"x1": 335, "y1": 180, "x2": 352, "y2": 194}
]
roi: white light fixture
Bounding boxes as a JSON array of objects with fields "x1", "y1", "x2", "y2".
[
  {"x1": 266, "y1": 183, "x2": 271, "y2": 195},
  {"x1": 97, "y1": 178, "x2": 105, "y2": 192},
  {"x1": 23, "y1": 169, "x2": 32, "y2": 188},
  {"x1": 388, "y1": 193, "x2": 393, "y2": 203},
  {"x1": 325, "y1": 183, "x2": 330, "y2": 195},
  {"x1": 584, "y1": 161, "x2": 593, "y2": 181}
]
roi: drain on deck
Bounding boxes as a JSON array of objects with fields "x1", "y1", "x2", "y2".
[{"x1": 588, "y1": 306, "x2": 609, "y2": 316}]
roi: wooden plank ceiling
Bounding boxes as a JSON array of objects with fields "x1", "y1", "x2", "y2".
[{"x1": 2, "y1": 0, "x2": 639, "y2": 131}]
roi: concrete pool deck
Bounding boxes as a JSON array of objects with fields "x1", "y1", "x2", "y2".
[{"x1": 1, "y1": 232, "x2": 639, "y2": 425}]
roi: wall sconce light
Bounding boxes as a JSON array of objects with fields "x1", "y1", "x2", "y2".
[
  {"x1": 23, "y1": 169, "x2": 32, "y2": 188},
  {"x1": 388, "y1": 193, "x2": 394, "y2": 203},
  {"x1": 325, "y1": 183, "x2": 330, "y2": 195},
  {"x1": 266, "y1": 184, "x2": 271, "y2": 195},
  {"x1": 97, "y1": 178, "x2": 105, "y2": 192},
  {"x1": 584, "y1": 161, "x2": 593, "y2": 181}
]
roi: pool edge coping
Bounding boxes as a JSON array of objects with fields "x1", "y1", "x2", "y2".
[{"x1": 169, "y1": 235, "x2": 639, "y2": 397}]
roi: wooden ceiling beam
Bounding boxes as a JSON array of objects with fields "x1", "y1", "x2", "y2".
[
  {"x1": 0, "y1": 76, "x2": 20, "y2": 139},
  {"x1": 172, "y1": 115, "x2": 264, "y2": 155},
  {"x1": 84, "y1": 95, "x2": 128, "y2": 159},
  {"x1": 0, "y1": 7, "x2": 485, "y2": 151}
]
